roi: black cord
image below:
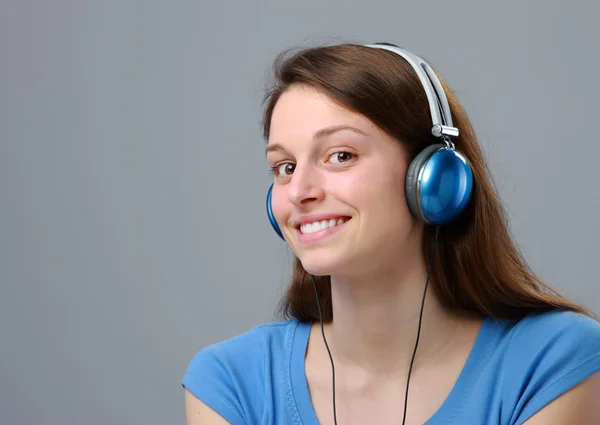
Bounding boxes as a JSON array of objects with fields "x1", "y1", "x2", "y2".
[
  {"x1": 311, "y1": 275, "x2": 338, "y2": 425},
  {"x1": 310, "y1": 225, "x2": 441, "y2": 425},
  {"x1": 401, "y1": 225, "x2": 441, "y2": 425}
]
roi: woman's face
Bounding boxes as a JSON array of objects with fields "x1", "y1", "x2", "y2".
[{"x1": 266, "y1": 84, "x2": 422, "y2": 278}]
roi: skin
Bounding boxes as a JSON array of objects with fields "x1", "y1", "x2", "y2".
[{"x1": 185, "y1": 84, "x2": 600, "y2": 424}]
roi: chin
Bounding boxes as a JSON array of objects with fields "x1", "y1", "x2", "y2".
[{"x1": 296, "y1": 250, "x2": 355, "y2": 277}]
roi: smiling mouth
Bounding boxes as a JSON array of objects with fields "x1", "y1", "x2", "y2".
[{"x1": 298, "y1": 217, "x2": 351, "y2": 234}]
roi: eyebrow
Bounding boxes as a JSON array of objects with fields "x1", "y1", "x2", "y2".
[{"x1": 265, "y1": 124, "x2": 369, "y2": 156}]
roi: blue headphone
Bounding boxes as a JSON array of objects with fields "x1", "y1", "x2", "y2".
[{"x1": 266, "y1": 44, "x2": 474, "y2": 241}]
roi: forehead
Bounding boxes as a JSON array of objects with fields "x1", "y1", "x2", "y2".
[{"x1": 268, "y1": 85, "x2": 375, "y2": 143}]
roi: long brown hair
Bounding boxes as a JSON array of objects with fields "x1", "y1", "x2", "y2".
[{"x1": 261, "y1": 42, "x2": 589, "y2": 323}]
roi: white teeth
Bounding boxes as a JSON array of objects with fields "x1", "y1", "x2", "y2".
[{"x1": 300, "y1": 218, "x2": 347, "y2": 234}]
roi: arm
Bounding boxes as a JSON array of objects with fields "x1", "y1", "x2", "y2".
[
  {"x1": 522, "y1": 371, "x2": 600, "y2": 425},
  {"x1": 502, "y1": 311, "x2": 600, "y2": 424},
  {"x1": 184, "y1": 388, "x2": 232, "y2": 425},
  {"x1": 181, "y1": 340, "x2": 256, "y2": 425}
]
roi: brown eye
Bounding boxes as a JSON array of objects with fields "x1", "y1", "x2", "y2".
[
  {"x1": 330, "y1": 151, "x2": 355, "y2": 164},
  {"x1": 276, "y1": 163, "x2": 295, "y2": 175}
]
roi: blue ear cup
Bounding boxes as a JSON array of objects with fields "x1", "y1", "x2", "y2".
[
  {"x1": 405, "y1": 143, "x2": 473, "y2": 225},
  {"x1": 266, "y1": 183, "x2": 284, "y2": 240}
]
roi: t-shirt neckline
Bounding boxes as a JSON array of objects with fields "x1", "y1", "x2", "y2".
[{"x1": 289, "y1": 316, "x2": 499, "y2": 424}]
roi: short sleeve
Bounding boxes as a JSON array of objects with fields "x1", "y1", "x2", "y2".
[
  {"x1": 503, "y1": 310, "x2": 600, "y2": 425},
  {"x1": 182, "y1": 345, "x2": 247, "y2": 425}
]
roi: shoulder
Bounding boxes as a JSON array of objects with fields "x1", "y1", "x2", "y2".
[
  {"x1": 181, "y1": 319, "x2": 304, "y2": 425},
  {"x1": 184, "y1": 318, "x2": 299, "y2": 370},
  {"x1": 503, "y1": 309, "x2": 600, "y2": 372},
  {"x1": 509, "y1": 308, "x2": 600, "y2": 340},
  {"x1": 499, "y1": 310, "x2": 600, "y2": 424}
]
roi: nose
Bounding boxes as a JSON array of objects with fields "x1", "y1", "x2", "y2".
[{"x1": 287, "y1": 163, "x2": 325, "y2": 207}]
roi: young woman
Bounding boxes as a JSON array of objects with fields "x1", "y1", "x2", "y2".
[{"x1": 182, "y1": 42, "x2": 600, "y2": 425}]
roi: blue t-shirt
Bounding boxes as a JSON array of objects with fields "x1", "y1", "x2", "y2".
[{"x1": 181, "y1": 310, "x2": 600, "y2": 424}]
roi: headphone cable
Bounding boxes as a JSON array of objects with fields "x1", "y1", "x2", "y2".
[
  {"x1": 310, "y1": 225, "x2": 441, "y2": 425},
  {"x1": 311, "y1": 274, "x2": 338, "y2": 424}
]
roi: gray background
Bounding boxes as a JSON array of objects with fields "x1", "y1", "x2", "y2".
[{"x1": 1, "y1": 1, "x2": 598, "y2": 424}]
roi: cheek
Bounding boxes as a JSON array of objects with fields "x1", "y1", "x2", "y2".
[
  {"x1": 356, "y1": 162, "x2": 406, "y2": 197},
  {"x1": 271, "y1": 186, "x2": 289, "y2": 224},
  {"x1": 357, "y1": 168, "x2": 411, "y2": 220}
]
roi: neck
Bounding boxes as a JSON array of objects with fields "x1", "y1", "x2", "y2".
[{"x1": 322, "y1": 249, "x2": 464, "y2": 378}]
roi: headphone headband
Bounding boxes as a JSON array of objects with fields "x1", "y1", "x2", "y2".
[{"x1": 364, "y1": 44, "x2": 459, "y2": 139}]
